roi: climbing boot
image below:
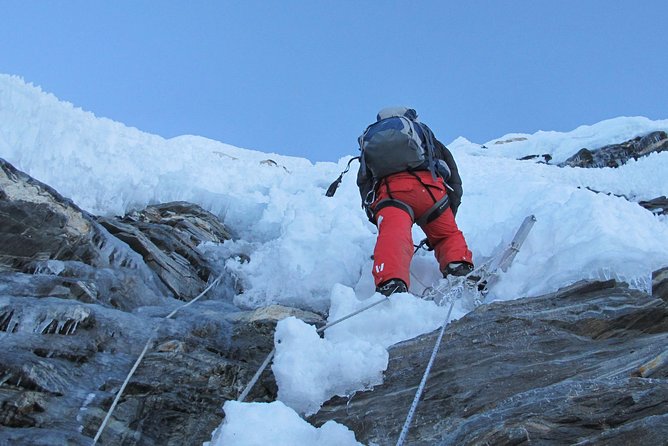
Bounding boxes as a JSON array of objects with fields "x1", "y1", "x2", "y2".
[
  {"x1": 376, "y1": 278, "x2": 408, "y2": 296},
  {"x1": 443, "y1": 262, "x2": 474, "y2": 278}
]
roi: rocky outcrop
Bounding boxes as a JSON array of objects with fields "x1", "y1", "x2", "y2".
[
  {"x1": 0, "y1": 294, "x2": 319, "y2": 445},
  {"x1": 98, "y1": 202, "x2": 232, "y2": 301},
  {"x1": 514, "y1": 132, "x2": 668, "y2": 243},
  {"x1": 654, "y1": 267, "x2": 668, "y2": 302},
  {"x1": 639, "y1": 196, "x2": 668, "y2": 216},
  {"x1": 560, "y1": 130, "x2": 668, "y2": 168},
  {"x1": 75, "y1": 303, "x2": 322, "y2": 446},
  {"x1": 311, "y1": 280, "x2": 668, "y2": 445},
  {"x1": 518, "y1": 153, "x2": 552, "y2": 164},
  {"x1": 1, "y1": 158, "x2": 131, "y2": 273},
  {"x1": 0, "y1": 157, "x2": 325, "y2": 445},
  {"x1": 1, "y1": 158, "x2": 169, "y2": 310}
]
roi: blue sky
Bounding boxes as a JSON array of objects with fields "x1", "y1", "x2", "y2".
[{"x1": 2, "y1": 1, "x2": 666, "y2": 162}]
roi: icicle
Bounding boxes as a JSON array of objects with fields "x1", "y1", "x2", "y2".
[
  {"x1": 37, "y1": 319, "x2": 51, "y2": 334},
  {"x1": 61, "y1": 319, "x2": 76, "y2": 335},
  {"x1": 0, "y1": 372, "x2": 12, "y2": 386},
  {"x1": 68, "y1": 320, "x2": 79, "y2": 335},
  {"x1": 0, "y1": 310, "x2": 13, "y2": 332}
]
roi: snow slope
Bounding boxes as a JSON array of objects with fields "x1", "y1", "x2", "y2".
[{"x1": 1, "y1": 74, "x2": 667, "y2": 444}]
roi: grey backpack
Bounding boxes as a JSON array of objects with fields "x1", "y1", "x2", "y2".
[
  {"x1": 324, "y1": 108, "x2": 449, "y2": 198},
  {"x1": 358, "y1": 115, "x2": 431, "y2": 180}
]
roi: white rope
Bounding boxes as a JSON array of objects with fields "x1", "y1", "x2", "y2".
[
  {"x1": 92, "y1": 272, "x2": 225, "y2": 444},
  {"x1": 396, "y1": 298, "x2": 455, "y2": 446},
  {"x1": 236, "y1": 348, "x2": 276, "y2": 403},
  {"x1": 410, "y1": 270, "x2": 430, "y2": 292},
  {"x1": 164, "y1": 273, "x2": 224, "y2": 318},
  {"x1": 237, "y1": 294, "x2": 390, "y2": 402},
  {"x1": 92, "y1": 337, "x2": 152, "y2": 444}
]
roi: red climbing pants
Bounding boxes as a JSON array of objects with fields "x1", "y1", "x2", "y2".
[{"x1": 371, "y1": 171, "x2": 473, "y2": 287}]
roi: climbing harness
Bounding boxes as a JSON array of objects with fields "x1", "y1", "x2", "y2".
[
  {"x1": 92, "y1": 272, "x2": 225, "y2": 445},
  {"x1": 370, "y1": 172, "x2": 450, "y2": 226}
]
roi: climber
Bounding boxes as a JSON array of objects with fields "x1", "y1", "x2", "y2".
[{"x1": 356, "y1": 107, "x2": 474, "y2": 296}]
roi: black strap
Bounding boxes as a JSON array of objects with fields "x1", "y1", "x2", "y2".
[
  {"x1": 416, "y1": 194, "x2": 450, "y2": 226},
  {"x1": 406, "y1": 171, "x2": 451, "y2": 226},
  {"x1": 407, "y1": 171, "x2": 438, "y2": 202},
  {"x1": 383, "y1": 177, "x2": 394, "y2": 199},
  {"x1": 414, "y1": 238, "x2": 433, "y2": 252},
  {"x1": 415, "y1": 122, "x2": 439, "y2": 181},
  {"x1": 373, "y1": 199, "x2": 415, "y2": 223},
  {"x1": 372, "y1": 171, "x2": 449, "y2": 225},
  {"x1": 325, "y1": 156, "x2": 360, "y2": 197}
]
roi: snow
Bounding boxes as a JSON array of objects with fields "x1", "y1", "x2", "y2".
[
  {"x1": 208, "y1": 400, "x2": 363, "y2": 446},
  {"x1": 272, "y1": 313, "x2": 388, "y2": 416},
  {"x1": 457, "y1": 116, "x2": 668, "y2": 164},
  {"x1": 1, "y1": 73, "x2": 667, "y2": 445}
]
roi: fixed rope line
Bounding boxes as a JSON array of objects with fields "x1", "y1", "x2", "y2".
[
  {"x1": 237, "y1": 293, "x2": 391, "y2": 402},
  {"x1": 410, "y1": 270, "x2": 430, "y2": 292},
  {"x1": 396, "y1": 298, "x2": 456, "y2": 446},
  {"x1": 92, "y1": 271, "x2": 225, "y2": 445},
  {"x1": 409, "y1": 239, "x2": 435, "y2": 297}
]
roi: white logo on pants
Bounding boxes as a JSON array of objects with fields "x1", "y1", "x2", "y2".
[{"x1": 375, "y1": 263, "x2": 384, "y2": 273}]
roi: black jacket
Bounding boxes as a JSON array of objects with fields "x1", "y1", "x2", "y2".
[
  {"x1": 356, "y1": 124, "x2": 463, "y2": 219},
  {"x1": 433, "y1": 138, "x2": 463, "y2": 215}
]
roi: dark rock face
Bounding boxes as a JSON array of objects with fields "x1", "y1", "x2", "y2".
[
  {"x1": 311, "y1": 280, "x2": 668, "y2": 445},
  {"x1": 1, "y1": 157, "x2": 169, "y2": 310},
  {"x1": 98, "y1": 201, "x2": 232, "y2": 301},
  {"x1": 655, "y1": 267, "x2": 668, "y2": 302},
  {"x1": 0, "y1": 157, "x2": 326, "y2": 445},
  {"x1": 1, "y1": 158, "x2": 137, "y2": 275},
  {"x1": 518, "y1": 153, "x2": 552, "y2": 164},
  {"x1": 560, "y1": 130, "x2": 668, "y2": 168},
  {"x1": 639, "y1": 196, "x2": 668, "y2": 216}
]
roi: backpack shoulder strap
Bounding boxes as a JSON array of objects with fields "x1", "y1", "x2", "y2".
[
  {"x1": 416, "y1": 122, "x2": 439, "y2": 180},
  {"x1": 357, "y1": 120, "x2": 378, "y2": 178}
]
